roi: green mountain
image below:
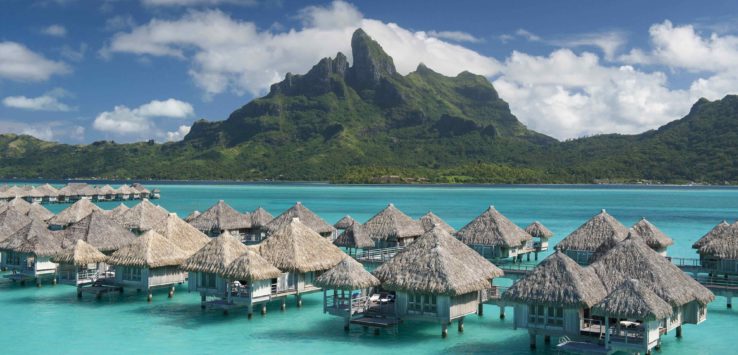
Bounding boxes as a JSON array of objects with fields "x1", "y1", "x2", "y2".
[{"x1": 1, "y1": 29, "x2": 738, "y2": 184}]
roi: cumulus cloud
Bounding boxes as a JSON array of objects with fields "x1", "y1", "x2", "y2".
[
  {"x1": 141, "y1": 0, "x2": 256, "y2": 6},
  {"x1": 93, "y1": 99, "x2": 194, "y2": 139},
  {"x1": 0, "y1": 120, "x2": 85, "y2": 142},
  {"x1": 41, "y1": 24, "x2": 67, "y2": 37},
  {"x1": 165, "y1": 125, "x2": 191, "y2": 141},
  {"x1": 427, "y1": 30, "x2": 482, "y2": 43},
  {"x1": 549, "y1": 31, "x2": 627, "y2": 60},
  {"x1": 3, "y1": 90, "x2": 73, "y2": 112},
  {"x1": 0, "y1": 41, "x2": 69, "y2": 81}
]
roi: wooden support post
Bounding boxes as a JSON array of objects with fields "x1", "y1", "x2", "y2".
[
  {"x1": 200, "y1": 294, "x2": 206, "y2": 309},
  {"x1": 527, "y1": 253, "x2": 531, "y2": 261},
  {"x1": 261, "y1": 303, "x2": 267, "y2": 315},
  {"x1": 147, "y1": 291, "x2": 153, "y2": 302},
  {"x1": 36, "y1": 279, "x2": 42, "y2": 288},
  {"x1": 728, "y1": 296, "x2": 732, "y2": 309},
  {"x1": 296, "y1": 294, "x2": 303, "y2": 308},
  {"x1": 52, "y1": 278, "x2": 57, "y2": 286},
  {"x1": 529, "y1": 333, "x2": 536, "y2": 349},
  {"x1": 535, "y1": 252, "x2": 539, "y2": 261},
  {"x1": 77, "y1": 287, "x2": 82, "y2": 299},
  {"x1": 477, "y1": 302, "x2": 484, "y2": 316},
  {"x1": 544, "y1": 335, "x2": 551, "y2": 344},
  {"x1": 676, "y1": 325, "x2": 682, "y2": 338},
  {"x1": 374, "y1": 328, "x2": 380, "y2": 336},
  {"x1": 458, "y1": 317, "x2": 464, "y2": 332},
  {"x1": 441, "y1": 322, "x2": 448, "y2": 338},
  {"x1": 247, "y1": 304, "x2": 253, "y2": 319},
  {"x1": 499, "y1": 306, "x2": 506, "y2": 319},
  {"x1": 20, "y1": 280, "x2": 25, "y2": 286},
  {"x1": 168, "y1": 286, "x2": 175, "y2": 298},
  {"x1": 344, "y1": 315, "x2": 350, "y2": 331},
  {"x1": 223, "y1": 309, "x2": 229, "y2": 316}
]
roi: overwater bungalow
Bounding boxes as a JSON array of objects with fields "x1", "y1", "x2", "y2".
[
  {"x1": 48, "y1": 199, "x2": 103, "y2": 230},
  {"x1": 524, "y1": 221, "x2": 554, "y2": 260},
  {"x1": 132, "y1": 183, "x2": 150, "y2": 199},
  {"x1": 185, "y1": 210, "x2": 200, "y2": 222},
  {"x1": 419, "y1": 212, "x2": 456, "y2": 234},
  {"x1": 151, "y1": 188, "x2": 161, "y2": 199},
  {"x1": 0, "y1": 220, "x2": 61, "y2": 286},
  {"x1": 52, "y1": 239, "x2": 110, "y2": 287},
  {"x1": 631, "y1": 218, "x2": 674, "y2": 256},
  {"x1": 372, "y1": 227, "x2": 504, "y2": 337},
  {"x1": 0, "y1": 186, "x2": 24, "y2": 201},
  {"x1": 265, "y1": 202, "x2": 337, "y2": 239},
  {"x1": 106, "y1": 203, "x2": 129, "y2": 219},
  {"x1": 0, "y1": 208, "x2": 33, "y2": 244},
  {"x1": 27, "y1": 202, "x2": 54, "y2": 222},
  {"x1": 334, "y1": 215, "x2": 356, "y2": 233},
  {"x1": 115, "y1": 185, "x2": 134, "y2": 200},
  {"x1": 152, "y1": 213, "x2": 210, "y2": 255},
  {"x1": 108, "y1": 230, "x2": 189, "y2": 301},
  {"x1": 361, "y1": 203, "x2": 424, "y2": 248},
  {"x1": 97, "y1": 185, "x2": 117, "y2": 201},
  {"x1": 698, "y1": 233, "x2": 738, "y2": 278},
  {"x1": 556, "y1": 209, "x2": 629, "y2": 265},
  {"x1": 116, "y1": 199, "x2": 168, "y2": 234},
  {"x1": 58, "y1": 210, "x2": 137, "y2": 255},
  {"x1": 218, "y1": 249, "x2": 284, "y2": 317},
  {"x1": 692, "y1": 220, "x2": 732, "y2": 250},
  {"x1": 455, "y1": 206, "x2": 533, "y2": 262},
  {"x1": 188, "y1": 200, "x2": 251, "y2": 239},
  {"x1": 26, "y1": 187, "x2": 46, "y2": 204},
  {"x1": 315, "y1": 256, "x2": 381, "y2": 330},
  {"x1": 259, "y1": 218, "x2": 346, "y2": 307},
  {"x1": 245, "y1": 207, "x2": 274, "y2": 244},
  {"x1": 334, "y1": 222, "x2": 373, "y2": 256},
  {"x1": 77, "y1": 185, "x2": 98, "y2": 200},
  {"x1": 56, "y1": 183, "x2": 81, "y2": 203},
  {"x1": 2, "y1": 196, "x2": 33, "y2": 215}
]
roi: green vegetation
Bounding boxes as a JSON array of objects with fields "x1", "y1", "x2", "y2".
[{"x1": 2, "y1": 30, "x2": 738, "y2": 185}]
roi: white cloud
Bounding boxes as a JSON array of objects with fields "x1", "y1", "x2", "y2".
[
  {"x1": 515, "y1": 29, "x2": 541, "y2": 42},
  {"x1": 165, "y1": 125, "x2": 191, "y2": 141},
  {"x1": 141, "y1": 0, "x2": 256, "y2": 6},
  {"x1": 3, "y1": 92, "x2": 72, "y2": 112},
  {"x1": 0, "y1": 120, "x2": 85, "y2": 142},
  {"x1": 298, "y1": 1, "x2": 363, "y2": 29},
  {"x1": 136, "y1": 98, "x2": 194, "y2": 118},
  {"x1": 93, "y1": 99, "x2": 195, "y2": 139},
  {"x1": 60, "y1": 43, "x2": 87, "y2": 62},
  {"x1": 549, "y1": 31, "x2": 627, "y2": 60},
  {"x1": 426, "y1": 30, "x2": 482, "y2": 43},
  {"x1": 0, "y1": 41, "x2": 69, "y2": 81},
  {"x1": 41, "y1": 24, "x2": 67, "y2": 37}
]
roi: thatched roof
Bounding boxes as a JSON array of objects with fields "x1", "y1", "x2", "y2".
[
  {"x1": 51, "y1": 239, "x2": 108, "y2": 266},
  {"x1": 48, "y1": 199, "x2": 103, "y2": 226},
  {"x1": 27, "y1": 187, "x2": 47, "y2": 198},
  {"x1": 106, "y1": 203, "x2": 129, "y2": 219},
  {"x1": 556, "y1": 209, "x2": 628, "y2": 252},
  {"x1": 315, "y1": 256, "x2": 380, "y2": 290},
  {"x1": 27, "y1": 202, "x2": 55, "y2": 222},
  {"x1": 699, "y1": 234, "x2": 738, "y2": 259},
  {"x1": 525, "y1": 221, "x2": 554, "y2": 239},
  {"x1": 184, "y1": 210, "x2": 200, "y2": 222},
  {"x1": 265, "y1": 202, "x2": 336, "y2": 235},
  {"x1": 361, "y1": 203, "x2": 424, "y2": 242},
  {"x1": 334, "y1": 215, "x2": 356, "y2": 230},
  {"x1": 116, "y1": 199, "x2": 168, "y2": 231},
  {"x1": 180, "y1": 231, "x2": 250, "y2": 274},
  {"x1": 219, "y1": 250, "x2": 282, "y2": 281},
  {"x1": 456, "y1": 206, "x2": 532, "y2": 248},
  {"x1": 419, "y1": 212, "x2": 456, "y2": 234},
  {"x1": 108, "y1": 230, "x2": 189, "y2": 268},
  {"x1": 3, "y1": 197, "x2": 32, "y2": 215},
  {"x1": 373, "y1": 227, "x2": 503, "y2": 296},
  {"x1": 153, "y1": 213, "x2": 210, "y2": 255},
  {"x1": 0, "y1": 220, "x2": 61, "y2": 256},
  {"x1": 59, "y1": 211, "x2": 137, "y2": 252},
  {"x1": 259, "y1": 218, "x2": 345, "y2": 273},
  {"x1": 250, "y1": 207, "x2": 273, "y2": 227},
  {"x1": 132, "y1": 183, "x2": 150, "y2": 193},
  {"x1": 590, "y1": 232, "x2": 714, "y2": 306},
  {"x1": 98, "y1": 185, "x2": 116, "y2": 194},
  {"x1": 116, "y1": 185, "x2": 136, "y2": 194},
  {"x1": 189, "y1": 200, "x2": 251, "y2": 231},
  {"x1": 592, "y1": 279, "x2": 673, "y2": 321},
  {"x1": 632, "y1": 218, "x2": 674, "y2": 250},
  {"x1": 0, "y1": 207, "x2": 34, "y2": 242},
  {"x1": 503, "y1": 250, "x2": 606, "y2": 307},
  {"x1": 334, "y1": 221, "x2": 375, "y2": 249},
  {"x1": 37, "y1": 183, "x2": 59, "y2": 195},
  {"x1": 1, "y1": 186, "x2": 25, "y2": 198},
  {"x1": 692, "y1": 220, "x2": 732, "y2": 249}
]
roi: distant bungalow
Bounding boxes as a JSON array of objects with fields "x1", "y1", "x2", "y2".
[
  {"x1": 265, "y1": 202, "x2": 336, "y2": 239},
  {"x1": 188, "y1": 200, "x2": 251, "y2": 238},
  {"x1": 334, "y1": 222, "x2": 373, "y2": 256},
  {"x1": 48, "y1": 199, "x2": 103, "y2": 230},
  {"x1": 696, "y1": 224, "x2": 738, "y2": 281},
  {"x1": 58, "y1": 211, "x2": 137, "y2": 256},
  {"x1": 419, "y1": 211, "x2": 456, "y2": 234},
  {"x1": 0, "y1": 183, "x2": 158, "y2": 204},
  {"x1": 116, "y1": 199, "x2": 169, "y2": 234},
  {"x1": 0, "y1": 220, "x2": 61, "y2": 286},
  {"x1": 52, "y1": 239, "x2": 110, "y2": 288},
  {"x1": 631, "y1": 217, "x2": 674, "y2": 256},
  {"x1": 524, "y1": 221, "x2": 554, "y2": 260},
  {"x1": 333, "y1": 215, "x2": 356, "y2": 233},
  {"x1": 361, "y1": 203, "x2": 424, "y2": 248},
  {"x1": 315, "y1": 256, "x2": 381, "y2": 330},
  {"x1": 246, "y1": 207, "x2": 274, "y2": 243},
  {"x1": 556, "y1": 209, "x2": 629, "y2": 265},
  {"x1": 456, "y1": 206, "x2": 533, "y2": 261}
]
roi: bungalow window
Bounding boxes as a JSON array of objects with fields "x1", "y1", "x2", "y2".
[
  {"x1": 546, "y1": 306, "x2": 564, "y2": 327},
  {"x1": 199, "y1": 273, "x2": 217, "y2": 289},
  {"x1": 408, "y1": 293, "x2": 437, "y2": 314},
  {"x1": 122, "y1": 267, "x2": 141, "y2": 282},
  {"x1": 528, "y1": 305, "x2": 563, "y2": 327},
  {"x1": 423, "y1": 295, "x2": 437, "y2": 313}
]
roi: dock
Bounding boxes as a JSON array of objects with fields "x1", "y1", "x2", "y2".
[{"x1": 0, "y1": 183, "x2": 159, "y2": 204}]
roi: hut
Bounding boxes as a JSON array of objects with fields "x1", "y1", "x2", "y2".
[
  {"x1": 106, "y1": 203, "x2": 129, "y2": 219},
  {"x1": 185, "y1": 210, "x2": 201, "y2": 223},
  {"x1": 360, "y1": 203, "x2": 424, "y2": 248},
  {"x1": 2, "y1": 196, "x2": 33, "y2": 215},
  {"x1": 0, "y1": 220, "x2": 61, "y2": 286},
  {"x1": 556, "y1": 209, "x2": 629, "y2": 265},
  {"x1": 524, "y1": 221, "x2": 554, "y2": 259},
  {"x1": 455, "y1": 206, "x2": 533, "y2": 262},
  {"x1": 132, "y1": 183, "x2": 150, "y2": 198},
  {"x1": 52, "y1": 239, "x2": 110, "y2": 286},
  {"x1": 503, "y1": 250, "x2": 607, "y2": 348},
  {"x1": 181, "y1": 231, "x2": 251, "y2": 309},
  {"x1": 373, "y1": 227, "x2": 504, "y2": 337},
  {"x1": 218, "y1": 250, "x2": 284, "y2": 317},
  {"x1": 152, "y1": 213, "x2": 210, "y2": 255},
  {"x1": 265, "y1": 202, "x2": 336, "y2": 239},
  {"x1": 334, "y1": 222, "x2": 374, "y2": 256},
  {"x1": 27, "y1": 202, "x2": 55, "y2": 222},
  {"x1": 151, "y1": 188, "x2": 161, "y2": 199},
  {"x1": 115, "y1": 185, "x2": 135, "y2": 200},
  {"x1": 48, "y1": 199, "x2": 103, "y2": 230},
  {"x1": 35, "y1": 183, "x2": 59, "y2": 203},
  {"x1": 334, "y1": 215, "x2": 356, "y2": 231},
  {"x1": 245, "y1": 207, "x2": 274, "y2": 243},
  {"x1": 97, "y1": 185, "x2": 117, "y2": 201},
  {"x1": 0, "y1": 208, "x2": 33, "y2": 244},
  {"x1": 698, "y1": 233, "x2": 738, "y2": 277},
  {"x1": 631, "y1": 218, "x2": 674, "y2": 256},
  {"x1": 693, "y1": 220, "x2": 732, "y2": 250},
  {"x1": 419, "y1": 212, "x2": 456, "y2": 234},
  {"x1": 108, "y1": 230, "x2": 189, "y2": 301},
  {"x1": 77, "y1": 185, "x2": 98, "y2": 200},
  {"x1": 58, "y1": 210, "x2": 137, "y2": 255},
  {"x1": 26, "y1": 187, "x2": 46, "y2": 204},
  {"x1": 188, "y1": 200, "x2": 251, "y2": 239},
  {"x1": 591, "y1": 279, "x2": 674, "y2": 354},
  {"x1": 259, "y1": 218, "x2": 346, "y2": 306},
  {"x1": 116, "y1": 199, "x2": 168, "y2": 234},
  {"x1": 56, "y1": 183, "x2": 83, "y2": 203},
  {"x1": 315, "y1": 256, "x2": 381, "y2": 330}
]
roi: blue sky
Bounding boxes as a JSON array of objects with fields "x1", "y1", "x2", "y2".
[{"x1": 1, "y1": 0, "x2": 737, "y2": 143}]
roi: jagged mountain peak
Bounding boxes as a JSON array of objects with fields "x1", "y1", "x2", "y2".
[{"x1": 347, "y1": 28, "x2": 397, "y2": 88}]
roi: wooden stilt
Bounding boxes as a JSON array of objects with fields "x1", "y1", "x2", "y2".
[
  {"x1": 477, "y1": 302, "x2": 484, "y2": 316},
  {"x1": 344, "y1": 315, "x2": 350, "y2": 331},
  {"x1": 535, "y1": 252, "x2": 539, "y2": 261},
  {"x1": 281, "y1": 298, "x2": 286, "y2": 311},
  {"x1": 296, "y1": 294, "x2": 303, "y2": 308},
  {"x1": 201, "y1": 294, "x2": 206, "y2": 309},
  {"x1": 499, "y1": 306, "x2": 506, "y2": 319},
  {"x1": 52, "y1": 278, "x2": 57, "y2": 286},
  {"x1": 261, "y1": 303, "x2": 267, "y2": 315},
  {"x1": 544, "y1": 335, "x2": 551, "y2": 344},
  {"x1": 441, "y1": 322, "x2": 448, "y2": 338},
  {"x1": 168, "y1": 286, "x2": 175, "y2": 298},
  {"x1": 728, "y1": 296, "x2": 732, "y2": 309},
  {"x1": 676, "y1": 325, "x2": 682, "y2": 338},
  {"x1": 529, "y1": 333, "x2": 536, "y2": 349},
  {"x1": 147, "y1": 292, "x2": 153, "y2": 302},
  {"x1": 527, "y1": 253, "x2": 531, "y2": 261},
  {"x1": 247, "y1": 304, "x2": 254, "y2": 319},
  {"x1": 457, "y1": 317, "x2": 464, "y2": 332},
  {"x1": 77, "y1": 287, "x2": 82, "y2": 299}
]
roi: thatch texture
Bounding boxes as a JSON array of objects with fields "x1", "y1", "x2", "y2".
[
  {"x1": 592, "y1": 279, "x2": 673, "y2": 321},
  {"x1": 525, "y1": 221, "x2": 554, "y2": 239},
  {"x1": 0, "y1": 207, "x2": 33, "y2": 242},
  {"x1": 48, "y1": 199, "x2": 103, "y2": 226},
  {"x1": 219, "y1": 250, "x2": 282, "y2": 281},
  {"x1": 334, "y1": 215, "x2": 356, "y2": 230},
  {"x1": 373, "y1": 227, "x2": 503, "y2": 296},
  {"x1": 692, "y1": 221, "x2": 732, "y2": 249},
  {"x1": 184, "y1": 210, "x2": 201, "y2": 223},
  {"x1": 27, "y1": 202, "x2": 55, "y2": 222},
  {"x1": 116, "y1": 185, "x2": 136, "y2": 195},
  {"x1": 556, "y1": 209, "x2": 628, "y2": 252},
  {"x1": 334, "y1": 222, "x2": 375, "y2": 249},
  {"x1": 456, "y1": 206, "x2": 532, "y2": 248},
  {"x1": 699, "y1": 234, "x2": 738, "y2": 259},
  {"x1": 590, "y1": 232, "x2": 714, "y2": 306},
  {"x1": 361, "y1": 204, "x2": 424, "y2": 242},
  {"x1": 419, "y1": 212, "x2": 456, "y2": 234},
  {"x1": 265, "y1": 202, "x2": 336, "y2": 235},
  {"x1": 51, "y1": 239, "x2": 108, "y2": 266},
  {"x1": 180, "y1": 231, "x2": 250, "y2": 274},
  {"x1": 0, "y1": 220, "x2": 61, "y2": 257},
  {"x1": 503, "y1": 250, "x2": 606, "y2": 307},
  {"x1": 132, "y1": 183, "x2": 150, "y2": 194},
  {"x1": 108, "y1": 230, "x2": 189, "y2": 268},
  {"x1": 106, "y1": 203, "x2": 129, "y2": 219},
  {"x1": 632, "y1": 218, "x2": 674, "y2": 250},
  {"x1": 35, "y1": 183, "x2": 59, "y2": 197},
  {"x1": 116, "y1": 199, "x2": 168, "y2": 231},
  {"x1": 3, "y1": 197, "x2": 32, "y2": 215},
  {"x1": 259, "y1": 218, "x2": 345, "y2": 273},
  {"x1": 153, "y1": 214, "x2": 210, "y2": 255},
  {"x1": 315, "y1": 256, "x2": 380, "y2": 290},
  {"x1": 59, "y1": 211, "x2": 137, "y2": 252},
  {"x1": 250, "y1": 207, "x2": 273, "y2": 227},
  {"x1": 98, "y1": 185, "x2": 116, "y2": 195},
  {"x1": 189, "y1": 200, "x2": 251, "y2": 232}
]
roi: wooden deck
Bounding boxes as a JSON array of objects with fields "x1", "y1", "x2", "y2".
[{"x1": 350, "y1": 316, "x2": 399, "y2": 328}]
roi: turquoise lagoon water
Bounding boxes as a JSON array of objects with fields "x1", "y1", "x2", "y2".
[{"x1": 2, "y1": 183, "x2": 738, "y2": 354}]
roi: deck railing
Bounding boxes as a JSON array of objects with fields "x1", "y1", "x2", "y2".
[
  {"x1": 692, "y1": 275, "x2": 738, "y2": 290},
  {"x1": 355, "y1": 246, "x2": 404, "y2": 263}
]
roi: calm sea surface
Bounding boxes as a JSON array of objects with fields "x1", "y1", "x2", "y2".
[{"x1": 1, "y1": 183, "x2": 737, "y2": 354}]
